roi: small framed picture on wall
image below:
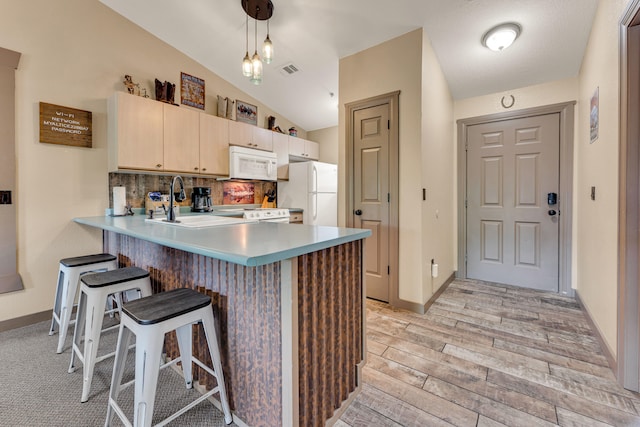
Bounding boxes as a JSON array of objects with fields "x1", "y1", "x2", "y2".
[
  {"x1": 590, "y1": 87, "x2": 599, "y2": 144},
  {"x1": 180, "y1": 72, "x2": 205, "y2": 110},
  {"x1": 236, "y1": 100, "x2": 257, "y2": 126}
]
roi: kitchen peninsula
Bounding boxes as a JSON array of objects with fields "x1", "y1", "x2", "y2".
[{"x1": 73, "y1": 214, "x2": 370, "y2": 427}]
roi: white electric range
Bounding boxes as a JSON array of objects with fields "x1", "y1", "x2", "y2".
[{"x1": 242, "y1": 208, "x2": 290, "y2": 223}]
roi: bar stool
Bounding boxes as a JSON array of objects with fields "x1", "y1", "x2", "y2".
[
  {"x1": 68, "y1": 266, "x2": 152, "y2": 403},
  {"x1": 49, "y1": 253, "x2": 118, "y2": 354},
  {"x1": 106, "y1": 287, "x2": 233, "y2": 427}
]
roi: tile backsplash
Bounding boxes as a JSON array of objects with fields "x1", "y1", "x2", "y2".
[{"x1": 109, "y1": 172, "x2": 276, "y2": 209}]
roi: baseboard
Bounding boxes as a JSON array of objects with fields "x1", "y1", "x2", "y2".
[
  {"x1": 390, "y1": 272, "x2": 456, "y2": 315},
  {"x1": 0, "y1": 309, "x2": 51, "y2": 333},
  {"x1": 574, "y1": 289, "x2": 617, "y2": 374},
  {"x1": 424, "y1": 272, "x2": 456, "y2": 313}
]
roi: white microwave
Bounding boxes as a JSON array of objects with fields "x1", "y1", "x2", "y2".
[{"x1": 229, "y1": 146, "x2": 277, "y2": 181}]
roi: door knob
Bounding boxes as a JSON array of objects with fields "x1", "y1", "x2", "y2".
[
  {"x1": 548, "y1": 209, "x2": 557, "y2": 216},
  {"x1": 354, "y1": 209, "x2": 362, "y2": 215}
]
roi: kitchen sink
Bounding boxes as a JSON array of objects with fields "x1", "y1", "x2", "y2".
[{"x1": 145, "y1": 215, "x2": 257, "y2": 228}]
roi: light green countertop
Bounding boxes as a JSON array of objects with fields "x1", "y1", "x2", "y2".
[{"x1": 74, "y1": 214, "x2": 370, "y2": 267}]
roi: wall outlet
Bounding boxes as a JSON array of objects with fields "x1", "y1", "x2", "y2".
[{"x1": 0, "y1": 191, "x2": 11, "y2": 205}]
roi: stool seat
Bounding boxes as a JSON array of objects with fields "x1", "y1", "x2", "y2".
[
  {"x1": 49, "y1": 253, "x2": 118, "y2": 353},
  {"x1": 61, "y1": 253, "x2": 116, "y2": 268},
  {"x1": 123, "y1": 288, "x2": 211, "y2": 325},
  {"x1": 68, "y1": 266, "x2": 152, "y2": 403},
  {"x1": 106, "y1": 287, "x2": 233, "y2": 426},
  {"x1": 82, "y1": 266, "x2": 149, "y2": 288}
]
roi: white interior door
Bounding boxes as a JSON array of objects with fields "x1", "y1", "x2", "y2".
[{"x1": 466, "y1": 113, "x2": 560, "y2": 291}]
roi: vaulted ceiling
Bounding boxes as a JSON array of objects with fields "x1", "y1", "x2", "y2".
[{"x1": 100, "y1": 0, "x2": 598, "y2": 131}]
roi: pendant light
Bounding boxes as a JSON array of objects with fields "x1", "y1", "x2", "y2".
[
  {"x1": 242, "y1": 13, "x2": 252, "y2": 77},
  {"x1": 250, "y1": 17, "x2": 263, "y2": 84},
  {"x1": 263, "y1": 19, "x2": 273, "y2": 64},
  {"x1": 240, "y1": 0, "x2": 273, "y2": 84}
]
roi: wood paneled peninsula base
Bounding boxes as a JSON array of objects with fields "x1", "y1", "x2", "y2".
[{"x1": 73, "y1": 215, "x2": 370, "y2": 427}]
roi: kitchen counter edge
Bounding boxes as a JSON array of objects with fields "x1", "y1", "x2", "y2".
[{"x1": 73, "y1": 215, "x2": 370, "y2": 267}]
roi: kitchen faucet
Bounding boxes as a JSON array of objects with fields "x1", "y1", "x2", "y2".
[{"x1": 164, "y1": 175, "x2": 186, "y2": 223}]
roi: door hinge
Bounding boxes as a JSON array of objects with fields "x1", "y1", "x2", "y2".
[
  {"x1": 465, "y1": 199, "x2": 468, "y2": 208},
  {"x1": 387, "y1": 265, "x2": 390, "y2": 275},
  {"x1": 387, "y1": 120, "x2": 390, "y2": 130}
]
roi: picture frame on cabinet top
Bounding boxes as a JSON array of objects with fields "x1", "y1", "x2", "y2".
[{"x1": 236, "y1": 100, "x2": 257, "y2": 126}]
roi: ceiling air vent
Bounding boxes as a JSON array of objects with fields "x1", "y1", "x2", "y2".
[{"x1": 280, "y1": 63, "x2": 301, "y2": 76}]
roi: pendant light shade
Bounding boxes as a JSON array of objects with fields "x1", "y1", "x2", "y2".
[
  {"x1": 263, "y1": 20, "x2": 273, "y2": 64},
  {"x1": 250, "y1": 17, "x2": 263, "y2": 84},
  {"x1": 240, "y1": 0, "x2": 273, "y2": 84},
  {"x1": 242, "y1": 14, "x2": 252, "y2": 76},
  {"x1": 251, "y1": 51, "x2": 263, "y2": 84},
  {"x1": 242, "y1": 53, "x2": 253, "y2": 77}
]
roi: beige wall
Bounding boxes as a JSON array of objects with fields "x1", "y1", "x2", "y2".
[
  {"x1": 420, "y1": 32, "x2": 455, "y2": 299},
  {"x1": 574, "y1": 0, "x2": 627, "y2": 357},
  {"x1": 340, "y1": 29, "x2": 424, "y2": 303},
  {"x1": 307, "y1": 126, "x2": 339, "y2": 165},
  {"x1": 340, "y1": 29, "x2": 455, "y2": 305},
  {"x1": 454, "y1": 77, "x2": 580, "y2": 276},
  {"x1": 0, "y1": 0, "x2": 304, "y2": 322},
  {"x1": 453, "y1": 0, "x2": 627, "y2": 357}
]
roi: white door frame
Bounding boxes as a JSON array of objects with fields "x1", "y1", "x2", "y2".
[{"x1": 457, "y1": 102, "x2": 575, "y2": 296}]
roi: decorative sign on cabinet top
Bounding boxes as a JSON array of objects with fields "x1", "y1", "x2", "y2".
[{"x1": 39, "y1": 102, "x2": 92, "y2": 148}]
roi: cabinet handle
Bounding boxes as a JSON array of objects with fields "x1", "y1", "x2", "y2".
[
  {"x1": 202, "y1": 168, "x2": 207, "y2": 172},
  {"x1": 156, "y1": 164, "x2": 162, "y2": 168},
  {"x1": 194, "y1": 167, "x2": 199, "y2": 171}
]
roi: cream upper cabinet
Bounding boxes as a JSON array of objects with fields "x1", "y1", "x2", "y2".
[
  {"x1": 288, "y1": 136, "x2": 319, "y2": 160},
  {"x1": 252, "y1": 126, "x2": 273, "y2": 151},
  {"x1": 272, "y1": 131, "x2": 289, "y2": 179},
  {"x1": 229, "y1": 120, "x2": 273, "y2": 151},
  {"x1": 108, "y1": 92, "x2": 163, "y2": 171},
  {"x1": 199, "y1": 113, "x2": 229, "y2": 176},
  {"x1": 163, "y1": 104, "x2": 200, "y2": 174}
]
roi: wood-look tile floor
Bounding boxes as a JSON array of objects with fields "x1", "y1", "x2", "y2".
[{"x1": 338, "y1": 279, "x2": 640, "y2": 427}]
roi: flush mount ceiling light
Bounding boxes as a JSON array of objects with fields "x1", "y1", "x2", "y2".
[
  {"x1": 241, "y1": 0, "x2": 274, "y2": 85},
  {"x1": 482, "y1": 23, "x2": 521, "y2": 52}
]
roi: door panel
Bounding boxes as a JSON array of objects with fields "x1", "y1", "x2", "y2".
[
  {"x1": 467, "y1": 113, "x2": 560, "y2": 291},
  {"x1": 354, "y1": 104, "x2": 390, "y2": 302}
]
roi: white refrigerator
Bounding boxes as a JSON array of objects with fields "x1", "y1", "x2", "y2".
[{"x1": 278, "y1": 161, "x2": 338, "y2": 226}]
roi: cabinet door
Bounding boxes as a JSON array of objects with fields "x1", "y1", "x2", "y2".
[
  {"x1": 305, "y1": 140, "x2": 319, "y2": 160},
  {"x1": 288, "y1": 136, "x2": 306, "y2": 158},
  {"x1": 272, "y1": 132, "x2": 289, "y2": 179},
  {"x1": 163, "y1": 105, "x2": 200, "y2": 173},
  {"x1": 228, "y1": 120, "x2": 253, "y2": 148},
  {"x1": 252, "y1": 126, "x2": 273, "y2": 151},
  {"x1": 112, "y1": 92, "x2": 163, "y2": 171},
  {"x1": 200, "y1": 114, "x2": 229, "y2": 175}
]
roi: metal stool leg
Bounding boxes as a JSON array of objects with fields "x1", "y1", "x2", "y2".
[
  {"x1": 202, "y1": 309, "x2": 233, "y2": 424},
  {"x1": 56, "y1": 267, "x2": 81, "y2": 353},
  {"x1": 68, "y1": 288, "x2": 88, "y2": 374},
  {"x1": 105, "y1": 323, "x2": 132, "y2": 427},
  {"x1": 49, "y1": 268, "x2": 66, "y2": 336},
  {"x1": 175, "y1": 323, "x2": 194, "y2": 389},
  {"x1": 133, "y1": 327, "x2": 164, "y2": 427}
]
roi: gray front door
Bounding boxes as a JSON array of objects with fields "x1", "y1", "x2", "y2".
[{"x1": 466, "y1": 113, "x2": 560, "y2": 292}]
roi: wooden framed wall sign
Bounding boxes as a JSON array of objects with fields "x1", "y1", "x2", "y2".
[
  {"x1": 39, "y1": 102, "x2": 92, "y2": 148},
  {"x1": 180, "y1": 72, "x2": 205, "y2": 110}
]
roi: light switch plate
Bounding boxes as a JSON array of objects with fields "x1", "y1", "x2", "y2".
[{"x1": 0, "y1": 191, "x2": 11, "y2": 205}]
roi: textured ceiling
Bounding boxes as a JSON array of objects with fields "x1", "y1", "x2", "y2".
[{"x1": 99, "y1": 0, "x2": 598, "y2": 131}]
